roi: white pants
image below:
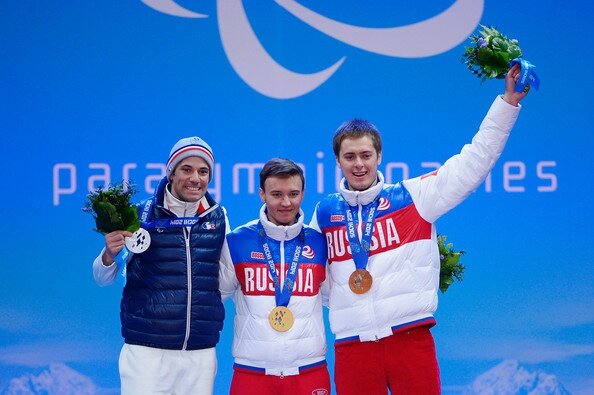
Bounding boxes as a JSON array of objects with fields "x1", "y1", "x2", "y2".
[{"x1": 119, "y1": 343, "x2": 217, "y2": 395}]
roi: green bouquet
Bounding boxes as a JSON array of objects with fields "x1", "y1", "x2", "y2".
[
  {"x1": 83, "y1": 182, "x2": 140, "y2": 234},
  {"x1": 438, "y1": 235, "x2": 465, "y2": 293},
  {"x1": 462, "y1": 25, "x2": 522, "y2": 82}
]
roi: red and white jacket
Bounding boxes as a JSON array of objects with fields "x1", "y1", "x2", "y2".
[
  {"x1": 220, "y1": 206, "x2": 328, "y2": 376},
  {"x1": 311, "y1": 96, "x2": 520, "y2": 345}
]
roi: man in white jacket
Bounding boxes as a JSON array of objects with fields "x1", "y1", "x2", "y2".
[
  {"x1": 310, "y1": 64, "x2": 530, "y2": 394},
  {"x1": 220, "y1": 158, "x2": 331, "y2": 395}
]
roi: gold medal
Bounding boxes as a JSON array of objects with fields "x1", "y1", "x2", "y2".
[
  {"x1": 268, "y1": 306, "x2": 294, "y2": 332},
  {"x1": 348, "y1": 269, "x2": 373, "y2": 294}
]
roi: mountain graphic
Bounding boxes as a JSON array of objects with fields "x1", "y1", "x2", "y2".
[
  {"x1": 0, "y1": 359, "x2": 573, "y2": 395},
  {"x1": 462, "y1": 360, "x2": 572, "y2": 395},
  {"x1": 0, "y1": 363, "x2": 99, "y2": 395}
]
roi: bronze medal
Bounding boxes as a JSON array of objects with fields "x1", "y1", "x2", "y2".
[
  {"x1": 349, "y1": 269, "x2": 373, "y2": 294},
  {"x1": 268, "y1": 306, "x2": 294, "y2": 332}
]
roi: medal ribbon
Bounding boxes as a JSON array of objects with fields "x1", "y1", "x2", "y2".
[
  {"x1": 510, "y1": 58, "x2": 540, "y2": 92},
  {"x1": 113, "y1": 248, "x2": 129, "y2": 280},
  {"x1": 259, "y1": 225, "x2": 304, "y2": 308},
  {"x1": 343, "y1": 199, "x2": 379, "y2": 270},
  {"x1": 143, "y1": 217, "x2": 201, "y2": 229},
  {"x1": 140, "y1": 197, "x2": 204, "y2": 230}
]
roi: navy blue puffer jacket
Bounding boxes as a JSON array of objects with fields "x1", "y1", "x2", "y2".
[{"x1": 121, "y1": 177, "x2": 226, "y2": 350}]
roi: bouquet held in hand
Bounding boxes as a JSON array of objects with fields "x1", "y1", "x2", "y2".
[
  {"x1": 83, "y1": 182, "x2": 140, "y2": 234},
  {"x1": 462, "y1": 25, "x2": 539, "y2": 92}
]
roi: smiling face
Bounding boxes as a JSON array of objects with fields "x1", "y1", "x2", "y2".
[
  {"x1": 259, "y1": 174, "x2": 304, "y2": 226},
  {"x1": 169, "y1": 156, "x2": 210, "y2": 202},
  {"x1": 336, "y1": 135, "x2": 382, "y2": 191}
]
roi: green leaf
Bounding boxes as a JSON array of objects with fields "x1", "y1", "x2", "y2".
[{"x1": 121, "y1": 206, "x2": 141, "y2": 233}]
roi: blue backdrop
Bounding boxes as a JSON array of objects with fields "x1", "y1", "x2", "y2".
[{"x1": 1, "y1": 1, "x2": 593, "y2": 394}]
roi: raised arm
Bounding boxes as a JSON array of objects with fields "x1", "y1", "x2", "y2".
[{"x1": 403, "y1": 69, "x2": 529, "y2": 223}]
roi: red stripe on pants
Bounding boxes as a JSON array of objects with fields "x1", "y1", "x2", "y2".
[{"x1": 334, "y1": 325, "x2": 440, "y2": 394}]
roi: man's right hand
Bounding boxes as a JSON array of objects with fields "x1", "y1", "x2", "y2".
[
  {"x1": 502, "y1": 63, "x2": 529, "y2": 107},
  {"x1": 102, "y1": 230, "x2": 133, "y2": 266}
]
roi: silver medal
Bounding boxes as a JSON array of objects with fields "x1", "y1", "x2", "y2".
[{"x1": 125, "y1": 228, "x2": 151, "y2": 253}]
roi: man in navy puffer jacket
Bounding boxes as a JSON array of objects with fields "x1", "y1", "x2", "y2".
[{"x1": 93, "y1": 136, "x2": 229, "y2": 395}]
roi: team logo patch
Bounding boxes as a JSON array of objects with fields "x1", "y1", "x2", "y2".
[
  {"x1": 330, "y1": 214, "x2": 345, "y2": 222},
  {"x1": 301, "y1": 245, "x2": 315, "y2": 259},
  {"x1": 377, "y1": 197, "x2": 391, "y2": 211},
  {"x1": 201, "y1": 222, "x2": 216, "y2": 230},
  {"x1": 250, "y1": 251, "x2": 265, "y2": 260}
]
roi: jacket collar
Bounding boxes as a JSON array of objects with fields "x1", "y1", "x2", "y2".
[
  {"x1": 339, "y1": 171, "x2": 385, "y2": 206},
  {"x1": 164, "y1": 183, "x2": 207, "y2": 218},
  {"x1": 259, "y1": 204, "x2": 304, "y2": 242}
]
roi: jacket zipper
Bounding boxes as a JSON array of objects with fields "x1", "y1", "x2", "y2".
[
  {"x1": 279, "y1": 235, "x2": 288, "y2": 370},
  {"x1": 182, "y1": 227, "x2": 192, "y2": 350}
]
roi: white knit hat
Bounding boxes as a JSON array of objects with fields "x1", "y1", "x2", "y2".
[{"x1": 166, "y1": 136, "x2": 214, "y2": 181}]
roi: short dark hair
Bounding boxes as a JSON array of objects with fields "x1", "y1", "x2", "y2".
[
  {"x1": 332, "y1": 119, "x2": 382, "y2": 157},
  {"x1": 259, "y1": 158, "x2": 305, "y2": 191}
]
